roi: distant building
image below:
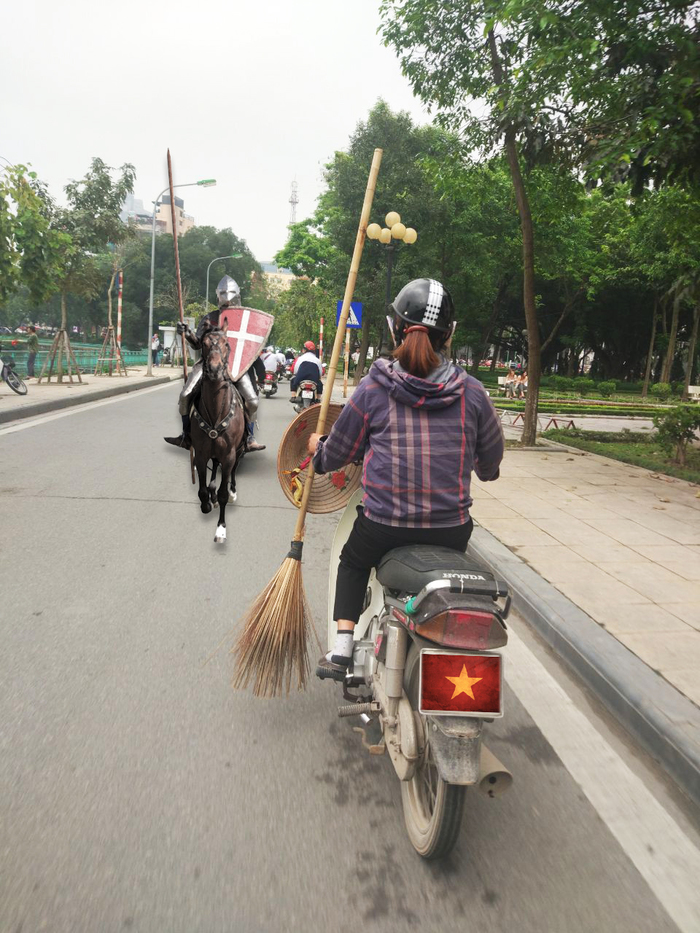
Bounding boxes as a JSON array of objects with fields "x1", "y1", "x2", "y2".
[
  {"x1": 120, "y1": 192, "x2": 195, "y2": 236},
  {"x1": 120, "y1": 193, "x2": 161, "y2": 234},
  {"x1": 261, "y1": 261, "x2": 295, "y2": 291},
  {"x1": 157, "y1": 195, "x2": 195, "y2": 236}
]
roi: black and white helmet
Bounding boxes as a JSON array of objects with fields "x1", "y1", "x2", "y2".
[{"x1": 391, "y1": 278, "x2": 454, "y2": 338}]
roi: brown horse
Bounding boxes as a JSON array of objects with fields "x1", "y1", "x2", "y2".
[{"x1": 190, "y1": 330, "x2": 246, "y2": 544}]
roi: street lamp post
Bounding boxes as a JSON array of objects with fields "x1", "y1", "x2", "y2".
[
  {"x1": 147, "y1": 177, "x2": 216, "y2": 376},
  {"x1": 204, "y1": 254, "x2": 243, "y2": 314},
  {"x1": 367, "y1": 211, "x2": 417, "y2": 351}
]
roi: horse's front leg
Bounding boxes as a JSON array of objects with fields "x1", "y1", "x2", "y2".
[
  {"x1": 209, "y1": 459, "x2": 219, "y2": 504},
  {"x1": 195, "y1": 449, "x2": 212, "y2": 513},
  {"x1": 228, "y1": 455, "x2": 238, "y2": 504},
  {"x1": 214, "y1": 463, "x2": 232, "y2": 544}
]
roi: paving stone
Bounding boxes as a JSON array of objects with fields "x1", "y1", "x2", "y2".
[
  {"x1": 593, "y1": 603, "x2": 693, "y2": 636},
  {"x1": 599, "y1": 562, "x2": 700, "y2": 604},
  {"x1": 616, "y1": 631, "x2": 700, "y2": 674},
  {"x1": 570, "y1": 542, "x2": 650, "y2": 563},
  {"x1": 476, "y1": 516, "x2": 560, "y2": 548},
  {"x1": 662, "y1": 602, "x2": 700, "y2": 632},
  {"x1": 661, "y1": 669, "x2": 700, "y2": 707}
]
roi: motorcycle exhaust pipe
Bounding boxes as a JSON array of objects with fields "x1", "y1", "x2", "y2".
[{"x1": 478, "y1": 745, "x2": 513, "y2": 798}]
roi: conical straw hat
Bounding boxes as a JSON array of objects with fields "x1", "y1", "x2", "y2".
[{"x1": 277, "y1": 404, "x2": 363, "y2": 513}]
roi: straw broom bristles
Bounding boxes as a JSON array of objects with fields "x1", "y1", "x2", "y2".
[
  {"x1": 231, "y1": 148, "x2": 383, "y2": 696},
  {"x1": 231, "y1": 549, "x2": 314, "y2": 697}
]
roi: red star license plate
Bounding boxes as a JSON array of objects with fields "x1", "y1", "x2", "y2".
[{"x1": 419, "y1": 650, "x2": 503, "y2": 718}]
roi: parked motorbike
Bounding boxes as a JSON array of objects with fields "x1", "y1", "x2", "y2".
[
  {"x1": 319, "y1": 490, "x2": 512, "y2": 859},
  {"x1": 290, "y1": 379, "x2": 318, "y2": 413},
  {"x1": 0, "y1": 356, "x2": 27, "y2": 395},
  {"x1": 262, "y1": 370, "x2": 278, "y2": 397}
]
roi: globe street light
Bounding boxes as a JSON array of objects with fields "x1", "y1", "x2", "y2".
[
  {"x1": 147, "y1": 178, "x2": 216, "y2": 376},
  {"x1": 367, "y1": 211, "x2": 418, "y2": 348},
  {"x1": 204, "y1": 254, "x2": 243, "y2": 314}
]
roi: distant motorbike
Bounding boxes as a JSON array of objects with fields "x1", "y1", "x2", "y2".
[
  {"x1": 290, "y1": 379, "x2": 318, "y2": 413},
  {"x1": 262, "y1": 370, "x2": 279, "y2": 397},
  {"x1": 319, "y1": 490, "x2": 513, "y2": 859},
  {"x1": 282, "y1": 363, "x2": 293, "y2": 381}
]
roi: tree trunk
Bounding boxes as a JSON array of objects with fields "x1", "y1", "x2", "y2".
[
  {"x1": 566, "y1": 349, "x2": 576, "y2": 378},
  {"x1": 353, "y1": 313, "x2": 371, "y2": 385},
  {"x1": 107, "y1": 270, "x2": 116, "y2": 328},
  {"x1": 661, "y1": 289, "x2": 680, "y2": 384},
  {"x1": 642, "y1": 299, "x2": 658, "y2": 398},
  {"x1": 60, "y1": 289, "x2": 68, "y2": 331},
  {"x1": 490, "y1": 327, "x2": 503, "y2": 371},
  {"x1": 488, "y1": 30, "x2": 540, "y2": 446},
  {"x1": 682, "y1": 304, "x2": 699, "y2": 400}
]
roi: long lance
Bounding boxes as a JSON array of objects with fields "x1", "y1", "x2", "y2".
[{"x1": 167, "y1": 149, "x2": 188, "y2": 379}]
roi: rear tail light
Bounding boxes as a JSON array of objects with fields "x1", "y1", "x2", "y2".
[
  {"x1": 415, "y1": 610, "x2": 505, "y2": 650},
  {"x1": 420, "y1": 650, "x2": 502, "y2": 717}
]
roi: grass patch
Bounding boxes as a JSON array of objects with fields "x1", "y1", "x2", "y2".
[{"x1": 542, "y1": 429, "x2": 700, "y2": 484}]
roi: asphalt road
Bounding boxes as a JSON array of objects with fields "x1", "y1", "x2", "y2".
[{"x1": 1, "y1": 381, "x2": 698, "y2": 933}]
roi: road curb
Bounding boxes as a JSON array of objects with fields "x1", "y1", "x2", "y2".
[
  {"x1": 0, "y1": 375, "x2": 176, "y2": 424},
  {"x1": 469, "y1": 524, "x2": 700, "y2": 807}
]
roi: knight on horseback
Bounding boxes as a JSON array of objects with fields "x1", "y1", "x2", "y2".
[{"x1": 164, "y1": 275, "x2": 266, "y2": 452}]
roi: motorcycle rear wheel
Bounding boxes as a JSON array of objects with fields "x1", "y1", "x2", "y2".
[
  {"x1": 4, "y1": 369, "x2": 27, "y2": 395},
  {"x1": 400, "y1": 644, "x2": 466, "y2": 859}
]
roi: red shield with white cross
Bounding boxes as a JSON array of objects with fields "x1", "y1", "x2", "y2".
[{"x1": 219, "y1": 307, "x2": 274, "y2": 381}]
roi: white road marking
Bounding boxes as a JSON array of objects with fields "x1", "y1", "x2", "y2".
[
  {"x1": 0, "y1": 382, "x2": 174, "y2": 436},
  {"x1": 505, "y1": 624, "x2": 700, "y2": 933}
]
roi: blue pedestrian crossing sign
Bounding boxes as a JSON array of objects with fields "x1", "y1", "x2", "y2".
[{"x1": 336, "y1": 301, "x2": 362, "y2": 329}]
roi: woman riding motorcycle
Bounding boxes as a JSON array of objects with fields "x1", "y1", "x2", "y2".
[{"x1": 307, "y1": 278, "x2": 504, "y2": 669}]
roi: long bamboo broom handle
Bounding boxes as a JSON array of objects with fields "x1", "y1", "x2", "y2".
[
  {"x1": 290, "y1": 147, "x2": 383, "y2": 544},
  {"x1": 167, "y1": 149, "x2": 188, "y2": 379}
]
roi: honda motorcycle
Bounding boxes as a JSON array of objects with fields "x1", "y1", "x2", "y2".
[
  {"x1": 262, "y1": 370, "x2": 278, "y2": 397},
  {"x1": 290, "y1": 379, "x2": 318, "y2": 413},
  {"x1": 318, "y1": 490, "x2": 512, "y2": 859}
]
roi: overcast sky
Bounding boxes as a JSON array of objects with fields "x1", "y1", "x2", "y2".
[{"x1": 1, "y1": 0, "x2": 429, "y2": 262}]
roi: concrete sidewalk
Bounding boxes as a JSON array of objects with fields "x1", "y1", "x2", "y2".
[
  {"x1": 471, "y1": 443, "x2": 700, "y2": 706},
  {"x1": 469, "y1": 438, "x2": 700, "y2": 802},
  {"x1": 0, "y1": 365, "x2": 180, "y2": 423}
]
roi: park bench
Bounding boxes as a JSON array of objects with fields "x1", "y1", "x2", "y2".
[{"x1": 688, "y1": 385, "x2": 700, "y2": 401}]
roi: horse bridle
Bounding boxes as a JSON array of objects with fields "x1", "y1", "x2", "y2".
[{"x1": 195, "y1": 331, "x2": 240, "y2": 438}]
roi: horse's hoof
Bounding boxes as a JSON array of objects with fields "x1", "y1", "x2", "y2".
[
  {"x1": 214, "y1": 524, "x2": 227, "y2": 544},
  {"x1": 201, "y1": 501, "x2": 212, "y2": 514},
  {"x1": 228, "y1": 491, "x2": 237, "y2": 504}
]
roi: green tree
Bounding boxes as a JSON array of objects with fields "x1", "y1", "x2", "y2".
[
  {"x1": 0, "y1": 164, "x2": 69, "y2": 305},
  {"x1": 378, "y1": 0, "x2": 700, "y2": 442},
  {"x1": 38, "y1": 158, "x2": 135, "y2": 381}
]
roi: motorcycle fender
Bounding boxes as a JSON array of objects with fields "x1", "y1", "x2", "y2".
[{"x1": 427, "y1": 717, "x2": 483, "y2": 786}]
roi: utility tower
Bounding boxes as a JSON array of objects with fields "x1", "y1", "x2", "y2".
[{"x1": 289, "y1": 180, "x2": 299, "y2": 224}]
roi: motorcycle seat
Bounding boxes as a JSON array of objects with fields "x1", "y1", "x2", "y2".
[{"x1": 376, "y1": 545, "x2": 496, "y2": 595}]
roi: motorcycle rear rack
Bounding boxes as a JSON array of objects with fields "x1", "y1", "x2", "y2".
[{"x1": 404, "y1": 579, "x2": 510, "y2": 616}]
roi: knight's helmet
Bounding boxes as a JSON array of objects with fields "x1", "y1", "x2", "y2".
[{"x1": 216, "y1": 275, "x2": 241, "y2": 309}]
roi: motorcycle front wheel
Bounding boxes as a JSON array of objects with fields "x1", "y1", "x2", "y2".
[
  {"x1": 4, "y1": 369, "x2": 28, "y2": 395},
  {"x1": 400, "y1": 644, "x2": 465, "y2": 859}
]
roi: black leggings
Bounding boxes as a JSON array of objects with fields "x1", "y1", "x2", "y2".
[{"x1": 334, "y1": 508, "x2": 473, "y2": 623}]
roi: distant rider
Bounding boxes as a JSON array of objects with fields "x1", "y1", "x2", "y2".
[
  {"x1": 164, "y1": 275, "x2": 265, "y2": 451},
  {"x1": 290, "y1": 340, "x2": 324, "y2": 401}
]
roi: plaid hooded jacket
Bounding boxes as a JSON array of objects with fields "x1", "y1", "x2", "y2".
[{"x1": 313, "y1": 357, "x2": 504, "y2": 528}]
